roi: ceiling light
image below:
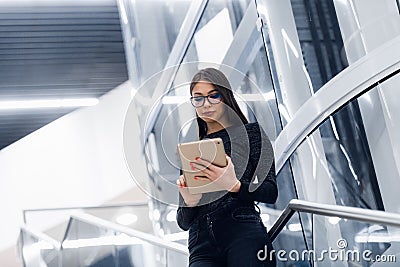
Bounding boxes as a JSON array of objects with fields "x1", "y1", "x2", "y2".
[{"x1": 0, "y1": 98, "x2": 99, "y2": 110}]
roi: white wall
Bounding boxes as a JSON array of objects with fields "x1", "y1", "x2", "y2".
[{"x1": 0, "y1": 81, "x2": 147, "y2": 253}]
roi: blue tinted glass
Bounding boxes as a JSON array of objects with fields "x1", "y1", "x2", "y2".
[{"x1": 209, "y1": 93, "x2": 221, "y2": 100}]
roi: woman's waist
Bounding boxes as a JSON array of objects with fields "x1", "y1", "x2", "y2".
[{"x1": 193, "y1": 197, "x2": 257, "y2": 226}]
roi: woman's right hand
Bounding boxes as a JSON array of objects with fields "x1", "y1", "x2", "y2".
[{"x1": 177, "y1": 175, "x2": 202, "y2": 207}]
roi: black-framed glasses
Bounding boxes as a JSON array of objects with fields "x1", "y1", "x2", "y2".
[{"x1": 190, "y1": 93, "x2": 222, "y2": 107}]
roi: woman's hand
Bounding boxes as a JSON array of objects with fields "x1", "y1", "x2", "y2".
[
  {"x1": 190, "y1": 155, "x2": 241, "y2": 192},
  {"x1": 176, "y1": 175, "x2": 202, "y2": 207}
]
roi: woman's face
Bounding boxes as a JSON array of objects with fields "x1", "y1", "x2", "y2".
[{"x1": 191, "y1": 81, "x2": 227, "y2": 125}]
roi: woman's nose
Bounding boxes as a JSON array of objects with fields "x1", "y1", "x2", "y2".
[{"x1": 203, "y1": 98, "x2": 212, "y2": 107}]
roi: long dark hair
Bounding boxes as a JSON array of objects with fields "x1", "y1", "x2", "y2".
[{"x1": 190, "y1": 68, "x2": 248, "y2": 140}]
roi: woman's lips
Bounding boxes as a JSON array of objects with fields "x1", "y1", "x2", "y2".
[{"x1": 202, "y1": 111, "x2": 215, "y2": 116}]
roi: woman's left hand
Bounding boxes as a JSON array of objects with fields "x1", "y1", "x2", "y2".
[{"x1": 190, "y1": 155, "x2": 241, "y2": 192}]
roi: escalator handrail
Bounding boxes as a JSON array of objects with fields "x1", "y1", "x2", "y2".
[
  {"x1": 62, "y1": 213, "x2": 188, "y2": 255},
  {"x1": 22, "y1": 201, "x2": 147, "y2": 224},
  {"x1": 274, "y1": 35, "x2": 400, "y2": 173},
  {"x1": 142, "y1": 0, "x2": 208, "y2": 145},
  {"x1": 268, "y1": 199, "x2": 400, "y2": 242}
]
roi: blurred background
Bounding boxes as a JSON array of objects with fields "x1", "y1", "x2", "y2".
[{"x1": 1, "y1": 0, "x2": 400, "y2": 266}]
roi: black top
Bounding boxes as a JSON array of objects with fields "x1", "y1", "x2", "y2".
[{"x1": 176, "y1": 122, "x2": 278, "y2": 231}]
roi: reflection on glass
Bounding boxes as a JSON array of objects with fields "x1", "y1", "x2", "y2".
[
  {"x1": 24, "y1": 203, "x2": 151, "y2": 237},
  {"x1": 182, "y1": 0, "x2": 249, "y2": 67},
  {"x1": 145, "y1": 0, "x2": 255, "y2": 211},
  {"x1": 62, "y1": 219, "x2": 117, "y2": 266},
  {"x1": 269, "y1": 211, "x2": 311, "y2": 267},
  {"x1": 333, "y1": 0, "x2": 400, "y2": 65},
  {"x1": 289, "y1": 0, "x2": 348, "y2": 91},
  {"x1": 288, "y1": 72, "x2": 400, "y2": 263},
  {"x1": 257, "y1": 0, "x2": 348, "y2": 127},
  {"x1": 61, "y1": 217, "x2": 188, "y2": 267},
  {"x1": 305, "y1": 215, "x2": 399, "y2": 267},
  {"x1": 20, "y1": 230, "x2": 60, "y2": 267},
  {"x1": 144, "y1": 2, "x2": 307, "y2": 267},
  {"x1": 119, "y1": 0, "x2": 191, "y2": 83}
]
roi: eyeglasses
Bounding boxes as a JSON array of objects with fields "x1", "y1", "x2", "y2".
[{"x1": 190, "y1": 93, "x2": 222, "y2": 107}]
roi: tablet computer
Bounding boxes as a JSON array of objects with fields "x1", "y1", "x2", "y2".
[{"x1": 177, "y1": 138, "x2": 227, "y2": 194}]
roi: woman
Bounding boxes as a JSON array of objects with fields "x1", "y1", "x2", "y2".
[{"x1": 176, "y1": 68, "x2": 278, "y2": 266}]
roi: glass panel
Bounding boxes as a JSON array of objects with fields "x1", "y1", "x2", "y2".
[
  {"x1": 119, "y1": 0, "x2": 192, "y2": 83},
  {"x1": 256, "y1": 0, "x2": 400, "y2": 127},
  {"x1": 289, "y1": 0, "x2": 348, "y2": 91},
  {"x1": 62, "y1": 219, "x2": 118, "y2": 266},
  {"x1": 303, "y1": 214, "x2": 399, "y2": 266},
  {"x1": 61, "y1": 217, "x2": 187, "y2": 267},
  {"x1": 266, "y1": 210, "x2": 311, "y2": 266},
  {"x1": 256, "y1": 0, "x2": 320, "y2": 126},
  {"x1": 147, "y1": 0, "x2": 284, "y2": 203},
  {"x1": 23, "y1": 204, "x2": 180, "y2": 266},
  {"x1": 143, "y1": 1, "x2": 308, "y2": 267},
  {"x1": 289, "y1": 71, "x2": 400, "y2": 206},
  {"x1": 20, "y1": 229, "x2": 60, "y2": 267},
  {"x1": 114, "y1": 236, "x2": 168, "y2": 267},
  {"x1": 23, "y1": 204, "x2": 150, "y2": 241},
  {"x1": 166, "y1": 249, "x2": 189, "y2": 267},
  {"x1": 267, "y1": 163, "x2": 312, "y2": 267},
  {"x1": 179, "y1": 0, "x2": 250, "y2": 66},
  {"x1": 144, "y1": 0, "x2": 256, "y2": 208},
  {"x1": 332, "y1": 0, "x2": 400, "y2": 64},
  {"x1": 287, "y1": 71, "x2": 400, "y2": 258}
]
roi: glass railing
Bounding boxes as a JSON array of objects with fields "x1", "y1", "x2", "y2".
[
  {"x1": 267, "y1": 199, "x2": 400, "y2": 266},
  {"x1": 20, "y1": 212, "x2": 188, "y2": 267},
  {"x1": 22, "y1": 202, "x2": 150, "y2": 242},
  {"x1": 20, "y1": 203, "x2": 188, "y2": 267},
  {"x1": 60, "y1": 213, "x2": 188, "y2": 267},
  {"x1": 268, "y1": 57, "x2": 400, "y2": 266},
  {"x1": 281, "y1": 69, "x2": 400, "y2": 266},
  {"x1": 19, "y1": 226, "x2": 62, "y2": 267}
]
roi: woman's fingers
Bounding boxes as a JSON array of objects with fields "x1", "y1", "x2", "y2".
[
  {"x1": 194, "y1": 176, "x2": 211, "y2": 181},
  {"x1": 176, "y1": 179, "x2": 183, "y2": 187},
  {"x1": 190, "y1": 160, "x2": 215, "y2": 178},
  {"x1": 225, "y1": 154, "x2": 232, "y2": 165},
  {"x1": 189, "y1": 161, "x2": 208, "y2": 171},
  {"x1": 177, "y1": 175, "x2": 187, "y2": 187},
  {"x1": 192, "y1": 158, "x2": 217, "y2": 172}
]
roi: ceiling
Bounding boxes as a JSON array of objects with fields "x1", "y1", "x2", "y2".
[{"x1": 0, "y1": 0, "x2": 128, "y2": 150}]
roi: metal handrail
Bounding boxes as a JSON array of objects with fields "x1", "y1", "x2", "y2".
[
  {"x1": 22, "y1": 201, "x2": 148, "y2": 224},
  {"x1": 268, "y1": 199, "x2": 400, "y2": 242},
  {"x1": 62, "y1": 213, "x2": 188, "y2": 255}
]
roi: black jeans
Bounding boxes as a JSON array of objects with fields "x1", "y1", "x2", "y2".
[{"x1": 188, "y1": 202, "x2": 276, "y2": 267}]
